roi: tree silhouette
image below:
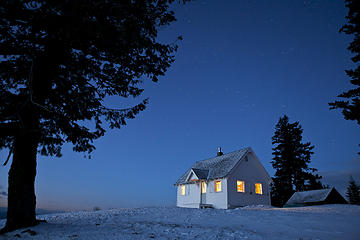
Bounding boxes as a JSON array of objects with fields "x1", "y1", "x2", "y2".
[
  {"x1": 346, "y1": 176, "x2": 360, "y2": 204},
  {"x1": 270, "y1": 115, "x2": 323, "y2": 207},
  {"x1": 329, "y1": 0, "x2": 360, "y2": 154},
  {"x1": 0, "y1": 0, "x2": 186, "y2": 233}
]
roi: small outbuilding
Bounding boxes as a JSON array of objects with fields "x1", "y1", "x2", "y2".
[
  {"x1": 284, "y1": 187, "x2": 348, "y2": 207},
  {"x1": 174, "y1": 147, "x2": 272, "y2": 209}
]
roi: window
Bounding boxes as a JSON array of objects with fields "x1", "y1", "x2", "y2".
[
  {"x1": 215, "y1": 180, "x2": 222, "y2": 192},
  {"x1": 201, "y1": 181, "x2": 207, "y2": 193},
  {"x1": 181, "y1": 185, "x2": 185, "y2": 195},
  {"x1": 255, "y1": 183, "x2": 263, "y2": 195},
  {"x1": 237, "y1": 180, "x2": 245, "y2": 192}
]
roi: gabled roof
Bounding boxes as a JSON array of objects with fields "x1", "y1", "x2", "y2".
[
  {"x1": 191, "y1": 168, "x2": 209, "y2": 179},
  {"x1": 175, "y1": 147, "x2": 250, "y2": 185},
  {"x1": 285, "y1": 188, "x2": 337, "y2": 205}
]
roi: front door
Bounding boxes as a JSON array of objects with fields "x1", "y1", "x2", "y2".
[{"x1": 201, "y1": 181, "x2": 207, "y2": 203}]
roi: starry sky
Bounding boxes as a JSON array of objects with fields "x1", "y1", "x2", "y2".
[{"x1": 0, "y1": 0, "x2": 359, "y2": 211}]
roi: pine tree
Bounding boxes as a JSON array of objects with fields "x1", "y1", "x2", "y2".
[
  {"x1": 0, "y1": 0, "x2": 187, "y2": 233},
  {"x1": 270, "y1": 115, "x2": 323, "y2": 207},
  {"x1": 329, "y1": 0, "x2": 360, "y2": 154},
  {"x1": 346, "y1": 176, "x2": 360, "y2": 204}
]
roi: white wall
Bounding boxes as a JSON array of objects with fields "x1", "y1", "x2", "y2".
[
  {"x1": 204, "y1": 179, "x2": 228, "y2": 209},
  {"x1": 227, "y1": 152, "x2": 271, "y2": 207},
  {"x1": 176, "y1": 183, "x2": 201, "y2": 208},
  {"x1": 176, "y1": 179, "x2": 228, "y2": 209}
]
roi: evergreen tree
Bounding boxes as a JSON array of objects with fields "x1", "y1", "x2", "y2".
[
  {"x1": 0, "y1": 0, "x2": 187, "y2": 233},
  {"x1": 329, "y1": 0, "x2": 360, "y2": 154},
  {"x1": 346, "y1": 176, "x2": 360, "y2": 204},
  {"x1": 270, "y1": 115, "x2": 323, "y2": 207}
]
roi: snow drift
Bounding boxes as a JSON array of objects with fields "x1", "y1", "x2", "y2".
[{"x1": 0, "y1": 204, "x2": 359, "y2": 239}]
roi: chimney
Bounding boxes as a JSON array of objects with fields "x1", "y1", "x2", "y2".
[{"x1": 217, "y1": 147, "x2": 223, "y2": 156}]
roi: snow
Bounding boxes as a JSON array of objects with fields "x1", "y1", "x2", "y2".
[
  {"x1": 286, "y1": 188, "x2": 332, "y2": 205},
  {"x1": 1, "y1": 204, "x2": 359, "y2": 239}
]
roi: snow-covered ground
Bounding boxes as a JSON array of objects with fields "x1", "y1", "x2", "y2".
[{"x1": 0, "y1": 204, "x2": 359, "y2": 240}]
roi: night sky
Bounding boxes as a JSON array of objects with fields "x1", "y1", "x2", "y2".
[{"x1": 0, "y1": 0, "x2": 359, "y2": 211}]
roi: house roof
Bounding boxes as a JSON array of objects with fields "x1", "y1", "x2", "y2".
[
  {"x1": 191, "y1": 168, "x2": 209, "y2": 179},
  {"x1": 285, "y1": 188, "x2": 335, "y2": 205},
  {"x1": 175, "y1": 147, "x2": 250, "y2": 185}
]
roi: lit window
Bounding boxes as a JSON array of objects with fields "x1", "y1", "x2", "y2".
[
  {"x1": 255, "y1": 183, "x2": 262, "y2": 194},
  {"x1": 237, "y1": 180, "x2": 245, "y2": 192},
  {"x1": 201, "y1": 181, "x2": 207, "y2": 193},
  {"x1": 215, "y1": 180, "x2": 222, "y2": 192},
  {"x1": 181, "y1": 185, "x2": 185, "y2": 195}
]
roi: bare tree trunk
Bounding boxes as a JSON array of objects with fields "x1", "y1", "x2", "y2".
[{"x1": 1, "y1": 105, "x2": 41, "y2": 233}]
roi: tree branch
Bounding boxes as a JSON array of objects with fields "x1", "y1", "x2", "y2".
[{"x1": 3, "y1": 145, "x2": 13, "y2": 166}]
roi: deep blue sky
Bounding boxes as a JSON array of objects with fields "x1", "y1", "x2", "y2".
[{"x1": 1, "y1": 0, "x2": 359, "y2": 210}]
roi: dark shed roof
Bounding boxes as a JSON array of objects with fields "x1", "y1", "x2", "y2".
[{"x1": 285, "y1": 187, "x2": 348, "y2": 207}]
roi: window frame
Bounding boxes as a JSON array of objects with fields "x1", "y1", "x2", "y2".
[
  {"x1": 180, "y1": 185, "x2": 186, "y2": 196},
  {"x1": 237, "y1": 180, "x2": 245, "y2": 193},
  {"x1": 255, "y1": 183, "x2": 263, "y2": 195},
  {"x1": 214, "y1": 180, "x2": 222, "y2": 192}
]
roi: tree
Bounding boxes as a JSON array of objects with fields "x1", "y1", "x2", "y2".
[
  {"x1": 0, "y1": 0, "x2": 186, "y2": 233},
  {"x1": 329, "y1": 0, "x2": 360, "y2": 154},
  {"x1": 346, "y1": 176, "x2": 360, "y2": 204},
  {"x1": 270, "y1": 115, "x2": 323, "y2": 207}
]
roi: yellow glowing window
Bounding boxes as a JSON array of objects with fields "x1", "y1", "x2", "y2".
[
  {"x1": 201, "y1": 181, "x2": 207, "y2": 193},
  {"x1": 215, "y1": 180, "x2": 222, "y2": 192},
  {"x1": 237, "y1": 181, "x2": 245, "y2": 192},
  {"x1": 255, "y1": 183, "x2": 263, "y2": 194},
  {"x1": 181, "y1": 185, "x2": 185, "y2": 195}
]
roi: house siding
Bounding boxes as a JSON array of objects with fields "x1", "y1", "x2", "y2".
[
  {"x1": 203, "y1": 179, "x2": 228, "y2": 209},
  {"x1": 176, "y1": 179, "x2": 228, "y2": 209},
  {"x1": 176, "y1": 183, "x2": 200, "y2": 208},
  {"x1": 227, "y1": 152, "x2": 271, "y2": 207}
]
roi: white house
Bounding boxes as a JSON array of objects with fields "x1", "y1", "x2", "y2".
[{"x1": 174, "y1": 147, "x2": 271, "y2": 209}]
